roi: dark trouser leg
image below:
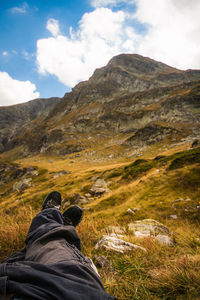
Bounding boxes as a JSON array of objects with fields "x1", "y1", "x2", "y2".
[{"x1": 25, "y1": 208, "x2": 81, "y2": 250}]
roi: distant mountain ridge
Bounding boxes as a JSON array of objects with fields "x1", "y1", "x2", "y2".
[
  {"x1": 0, "y1": 97, "x2": 60, "y2": 153},
  {"x1": 0, "y1": 54, "x2": 200, "y2": 156}
]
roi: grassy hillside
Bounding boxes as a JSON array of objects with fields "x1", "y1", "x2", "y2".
[{"x1": 0, "y1": 145, "x2": 200, "y2": 299}]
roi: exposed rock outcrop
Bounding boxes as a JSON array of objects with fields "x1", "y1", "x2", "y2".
[
  {"x1": 95, "y1": 235, "x2": 146, "y2": 253},
  {"x1": 90, "y1": 179, "x2": 110, "y2": 196}
]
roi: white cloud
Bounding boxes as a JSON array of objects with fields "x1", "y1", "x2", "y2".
[
  {"x1": 11, "y1": 2, "x2": 28, "y2": 14},
  {"x1": 2, "y1": 51, "x2": 8, "y2": 56},
  {"x1": 36, "y1": 1, "x2": 200, "y2": 89},
  {"x1": 37, "y1": 9, "x2": 130, "y2": 87},
  {"x1": 0, "y1": 72, "x2": 40, "y2": 106},
  {"x1": 134, "y1": 0, "x2": 200, "y2": 69},
  {"x1": 46, "y1": 19, "x2": 60, "y2": 37}
]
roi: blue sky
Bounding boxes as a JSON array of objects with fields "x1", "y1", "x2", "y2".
[
  {"x1": 0, "y1": 0, "x2": 92, "y2": 101},
  {"x1": 0, "y1": 0, "x2": 200, "y2": 106}
]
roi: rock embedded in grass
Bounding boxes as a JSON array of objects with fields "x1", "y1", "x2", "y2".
[
  {"x1": 95, "y1": 235, "x2": 146, "y2": 253},
  {"x1": 94, "y1": 255, "x2": 115, "y2": 273},
  {"x1": 106, "y1": 226, "x2": 125, "y2": 235},
  {"x1": 128, "y1": 219, "x2": 171, "y2": 235},
  {"x1": 127, "y1": 208, "x2": 135, "y2": 215},
  {"x1": 13, "y1": 178, "x2": 32, "y2": 192},
  {"x1": 170, "y1": 215, "x2": 178, "y2": 219},
  {"x1": 53, "y1": 170, "x2": 69, "y2": 178},
  {"x1": 90, "y1": 179, "x2": 110, "y2": 196},
  {"x1": 155, "y1": 234, "x2": 174, "y2": 246},
  {"x1": 128, "y1": 219, "x2": 174, "y2": 246}
]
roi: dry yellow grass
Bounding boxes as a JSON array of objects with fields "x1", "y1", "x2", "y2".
[{"x1": 0, "y1": 145, "x2": 200, "y2": 299}]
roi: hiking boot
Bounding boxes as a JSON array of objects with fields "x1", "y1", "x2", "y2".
[
  {"x1": 63, "y1": 206, "x2": 83, "y2": 227},
  {"x1": 42, "y1": 191, "x2": 62, "y2": 210}
]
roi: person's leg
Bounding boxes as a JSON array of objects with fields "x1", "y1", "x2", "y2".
[
  {"x1": 25, "y1": 207, "x2": 64, "y2": 244},
  {"x1": 25, "y1": 191, "x2": 63, "y2": 244},
  {"x1": 25, "y1": 191, "x2": 83, "y2": 249},
  {"x1": 24, "y1": 192, "x2": 83, "y2": 263}
]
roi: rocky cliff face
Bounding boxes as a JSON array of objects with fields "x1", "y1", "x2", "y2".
[
  {"x1": 0, "y1": 54, "x2": 200, "y2": 156},
  {"x1": 0, "y1": 97, "x2": 60, "y2": 153}
]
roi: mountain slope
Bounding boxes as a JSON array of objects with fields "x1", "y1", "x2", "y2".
[
  {"x1": 0, "y1": 97, "x2": 60, "y2": 153},
  {"x1": 0, "y1": 54, "x2": 200, "y2": 300},
  {"x1": 0, "y1": 53, "x2": 200, "y2": 156}
]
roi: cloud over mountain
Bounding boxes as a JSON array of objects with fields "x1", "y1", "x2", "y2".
[
  {"x1": 0, "y1": 72, "x2": 39, "y2": 106},
  {"x1": 36, "y1": 0, "x2": 200, "y2": 88},
  {"x1": 37, "y1": 8, "x2": 129, "y2": 87}
]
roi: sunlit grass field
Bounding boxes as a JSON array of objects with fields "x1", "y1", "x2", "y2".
[{"x1": 0, "y1": 145, "x2": 200, "y2": 299}]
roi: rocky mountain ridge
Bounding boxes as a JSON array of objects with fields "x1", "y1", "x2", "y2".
[
  {"x1": 0, "y1": 97, "x2": 60, "y2": 153},
  {"x1": 0, "y1": 54, "x2": 200, "y2": 156}
]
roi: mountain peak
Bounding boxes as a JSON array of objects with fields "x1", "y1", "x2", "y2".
[{"x1": 107, "y1": 53, "x2": 177, "y2": 74}]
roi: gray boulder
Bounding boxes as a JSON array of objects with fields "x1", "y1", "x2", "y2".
[
  {"x1": 128, "y1": 219, "x2": 170, "y2": 236},
  {"x1": 90, "y1": 179, "x2": 110, "y2": 196},
  {"x1": 95, "y1": 235, "x2": 146, "y2": 253},
  {"x1": 155, "y1": 234, "x2": 174, "y2": 246},
  {"x1": 128, "y1": 219, "x2": 174, "y2": 246},
  {"x1": 13, "y1": 178, "x2": 32, "y2": 192}
]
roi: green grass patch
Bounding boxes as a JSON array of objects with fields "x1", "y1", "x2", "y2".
[
  {"x1": 38, "y1": 168, "x2": 48, "y2": 176},
  {"x1": 122, "y1": 159, "x2": 156, "y2": 180},
  {"x1": 167, "y1": 147, "x2": 200, "y2": 170}
]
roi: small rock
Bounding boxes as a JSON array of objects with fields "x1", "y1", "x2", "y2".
[
  {"x1": 53, "y1": 170, "x2": 69, "y2": 178},
  {"x1": 13, "y1": 178, "x2": 32, "y2": 192},
  {"x1": 87, "y1": 197, "x2": 94, "y2": 202},
  {"x1": 84, "y1": 193, "x2": 92, "y2": 198},
  {"x1": 94, "y1": 255, "x2": 115, "y2": 272},
  {"x1": 95, "y1": 235, "x2": 146, "y2": 253},
  {"x1": 106, "y1": 226, "x2": 125, "y2": 235},
  {"x1": 184, "y1": 205, "x2": 197, "y2": 212},
  {"x1": 185, "y1": 198, "x2": 191, "y2": 202},
  {"x1": 90, "y1": 179, "x2": 110, "y2": 196},
  {"x1": 30, "y1": 170, "x2": 39, "y2": 176},
  {"x1": 171, "y1": 198, "x2": 184, "y2": 205},
  {"x1": 133, "y1": 207, "x2": 140, "y2": 211},
  {"x1": 170, "y1": 215, "x2": 178, "y2": 220},
  {"x1": 155, "y1": 234, "x2": 174, "y2": 246},
  {"x1": 127, "y1": 208, "x2": 135, "y2": 215},
  {"x1": 78, "y1": 198, "x2": 89, "y2": 205}
]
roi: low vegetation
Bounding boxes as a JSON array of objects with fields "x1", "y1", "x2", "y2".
[{"x1": 0, "y1": 146, "x2": 200, "y2": 299}]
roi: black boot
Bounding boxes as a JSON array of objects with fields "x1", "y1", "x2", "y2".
[
  {"x1": 42, "y1": 191, "x2": 62, "y2": 210},
  {"x1": 63, "y1": 206, "x2": 83, "y2": 227}
]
